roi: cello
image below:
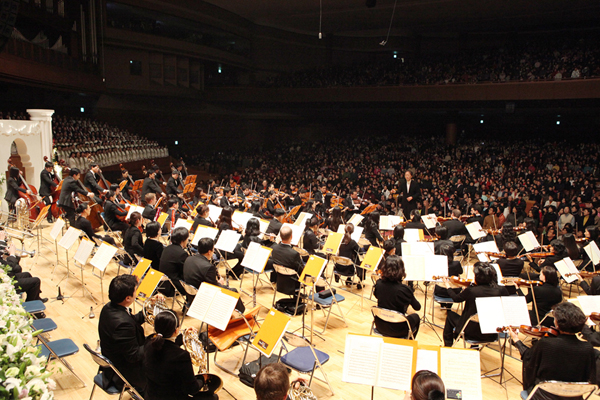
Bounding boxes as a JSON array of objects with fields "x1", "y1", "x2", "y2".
[
  {"x1": 7, "y1": 158, "x2": 41, "y2": 221},
  {"x1": 43, "y1": 156, "x2": 62, "y2": 219}
]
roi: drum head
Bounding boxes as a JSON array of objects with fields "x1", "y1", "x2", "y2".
[{"x1": 196, "y1": 373, "x2": 223, "y2": 394}]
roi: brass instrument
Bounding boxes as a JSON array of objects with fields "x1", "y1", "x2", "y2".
[
  {"x1": 143, "y1": 296, "x2": 168, "y2": 325},
  {"x1": 288, "y1": 378, "x2": 318, "y2": 400},
  {"x1": 183, "y1": 327, "x2": 223, "y2": 394}
]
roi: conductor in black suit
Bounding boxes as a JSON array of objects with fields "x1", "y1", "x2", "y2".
[
  {"x1": 399, "y1": 170, "x2": 420, "y2": 218},
  {"x1": 39, "y1": 161, "x2": 57, "y2": 222},
  {"x1": 58, "y1": 168, "x2": 94, "y2": 224},
  {"x1": 98, "y1": 275, "x2": 149, "y2": 394}
]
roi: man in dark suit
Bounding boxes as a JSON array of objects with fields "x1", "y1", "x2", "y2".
[
  {"x1": 266, "y1": 209, "x2": 285, "y2": 236},
  {"x1": 496, "y1": 241, "x2": 525, "y2": 295},
  {"x1": 84, "y1": 163, "x2": 108, "y2": 197},
  {"x1": 399, "y1": 170, "x2": 420, "y2": 218},
  {"x1": 1, "y1": 235, "x2": 47, "y2": 302},
  {"x1": 166, "y1": 170, "x2": 186, "y2": 208},
  {"x1": 118, "y1": 169, "x2": 134, "y2": 202},
  {"x1": 142, "y1": 193, "x2": 159, "y2": 221},
  {"x1": 98, "y1": 275, "x2": 148, "y2": 394},
  {"x1": 58, "y1": 168, "x2": 94, "y2": 224},
  {"x1": 103, "y1": 191, "x2": 129, "y2": 232},
  {"x1": 4, "y1": 167, "x2": 30, "y2": 219},
  {"x1": 442, "y1": 209, "x2": 468, "y2": 238},
  {"x1": 270, "y1": 226, "x2": 304, "y2": 275},
  {"x1": 39, "y1": 161, "x2": 57, "y2": 222},
  {"x1": 159, "y1": 227, "x2": 189, "y2": 300},
  {"x1": 141, "y1": 169, "x2": 166, "y2": 202}
]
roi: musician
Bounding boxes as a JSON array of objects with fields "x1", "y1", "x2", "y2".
[
  {"x1": 159, "y1": 227, "x2": 190, "y2": 300},
  {"x1": 496, "y1": 241, "x2": 525, "y2": 295},
  {"x1": 191, "y1": 204, "x2": 215, "y2": 235},
  {"x1": 442, "y1": 262, "x2": 509, "y2": 347},
  {"x1": 525, "y1": 239, "x2": 567, "y2": 280},
  {"x1": 143, "y1": 222, "x2": 164, "y2": 271},
  {"x1": 393, "y1": 225, "x2": 405, "y2": 256},
  {"x1": 183, "y1": 237, "x2": 245, "y2": 313},
  {"x1": 325, "y1": 207, "x2": 343, "y2": 232},
  {"x1": 58, "y1": 168, "x2": 95, "y2": 224},
  {"x1": 165, "y1": 199, "x2": 183, "y2": 231},
  {"x1": 335, "y1": 223, "x2": 363, "y2": 287},
  {"x1": 466, "y1": 205, "x2": 484, "y2": 226},
  {"x1": 442, "y1": 209, "x2": 467, "y2": 237},
  {"x1": 364, "y1": 212, "x2": 383, "y2": 247},
  {"x1": 373, "y1": 255, "x2": 421, "y2": 338},
  {"x1": 142, "y1": 169, "x2": 166, "y2": 201},
  {"x1": 39, "y1": 161, "x2": 57, "y2": 223},
  {"x1": 433, "y1": 225, "x2": 453, "y2": 254},
  {"x1": 219, "y1": 187, "x2": 238, "y2": 209},
  {"x1": 232, "y1": 218, "x2": 264, "y2": 277},
  {"x1": 85, "y1": 163, "x2": 108, "y2": 197},
  {"x1": 123, "y1": 212, "x2": 144, "y2": 265},
  {"x1": 216, "y1": 206, "x2": 234, "y2": 233},
  {"x1": 270, "y1": 225, "x2": 304, "y2": 278},
  {"x1": 167, "y1": 170, "x2": 185, "y2": 206},
  {"x1": 144, "y1": 311, "x2": 212, "y2": 400},
  {"x1": 265, "y1": 191, "x2": 278, "y2": 216},
  {"x1": 265, "y1": 208, "x2": 285, "y2": 236},
  {"x1": 399, "y1": 170, "x2": 420, "y2": 217},
  {"x1": 0, "y1": 233, "x2": 46, "y2": 302},
  {"x1": 98, "y1": 274, "x2": 148, "y2": 394},
  {"x1": 119, "y1": 168, "x2": 134, "y2": 202},
  {"x1": 4, "y1": 167, "x2": 31, "y2": 218},
  {"x1": 254, "y1": 363, "x2": 290, "y2": 400},
  {"x1": 302, "y1": 217, "x2": 323, "y2": 256},
  {"x1": 508, "y1": 302, "x2": 596, "y2": 396},
  {"x1": 104, "y1": 191, "x2": 129, "y2": 232},
  {"x1": 403, "y1": 370, "x2": 445, "y2": 400},
  {"x1": 523, "y1": 266, "x2": 562, "y2": 326},
  {"x1": 73, "y1": 203, "x2": 116, "y2": 246},
  {"x1": 143, "y1": 193, "x2": 159, "y2": 221},
  {"x1": 580, "y1": 226, "x2": 600, "y2": 271},
  {"x1": 434, "y1": 244, "x2": 463, "y2": 309}
]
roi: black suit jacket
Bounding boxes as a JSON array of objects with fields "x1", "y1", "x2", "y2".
[
  {"x1": 104, "y1": 200, "x2": 127, "y2": 228},
  {"x1": 166, "y1": 177, "x2": 182, "y2": 196},
  {"x1": 123, "y1": 226, "x2": 144, "y2": 264},
  {"x1": 142, "y1": 205, "x2": 156, "y2": 221},
  {"x1": 302, "y1": 229, "x2": 320, "y2": 254},
  {"x1": 143, "y1": 238, "x2": 164, "y2": 271},
  {"x1": 159, "y1": 244, "x2": 188, "y2": 282},
  {"x1": 4, "y1": 177, "x2": 26, "y2": 204},
  {"x1": 98, "y1": 302, "x2": 146, "y2": 391},
  {"x1": 183, "y1": 254, "x2": 219, "y2": 289},
  {"x1": 85, "y1": 171, "x2": 104, "y2": 195},
  {"x1": 58, "y1": 176, "x2": 88, "y2": 208},
  {"x1": 39, "y1": 170, "x2": 57, "y2": 196},
  {"x1": 270, "y1": 243, "x2": 304, "y2": 274},
  {"x1": 526, "y1": 283, "x2": 563, "y2": 325},
  {"x1": 442, "y1": 219, "x2": 468, "y2": 237},
  {"x1": 190, "y1": 216, "x2": 214, "y2": 234},
  {"x1": 266, "y1": 219, "x2": 283, "y2": 235},
  {"x1": 142, "y1": 177, "x2": 163, "y2": 198},
  {"x1": 400, "y1": 179, "x2": 420, "y2": 213}
]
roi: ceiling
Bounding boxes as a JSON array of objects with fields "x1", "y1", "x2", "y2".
[{"x1": 204, "y1": 0, "x2": 600, "y2": 37}]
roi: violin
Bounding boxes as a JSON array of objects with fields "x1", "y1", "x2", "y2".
[
  {"x1": 590, "y1": 312, "x2": 600, "y2": 324},
  {"x1": 501, "y1": 277, "x2": 543, "y2": 286},
  {"x1": 475, "y1": 251, "x2": 506, "y2": 258},
  {"x1": 498, "y1": 325, "x2": 558, "y2": 338},
  {"x1": 565, "y1": 271, "x2": 600, "y2": 278},
  {"x1": 433, "y1": 276, "x2": 473, "y2": 287},
  {"x1": 527, "y1": 252, "x2": 555, "y2": 258}
]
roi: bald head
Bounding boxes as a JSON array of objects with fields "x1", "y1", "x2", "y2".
[{"x1": 280, "y1": 226, "x2": 293, "y2": 243}]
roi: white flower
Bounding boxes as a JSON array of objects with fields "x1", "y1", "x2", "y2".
[
  {"x1": 4, "y1": 377, "x2": 23, "y2": 391},
  {"x1": 6, "y1": 366, "x2": 19, "y2": 377}
]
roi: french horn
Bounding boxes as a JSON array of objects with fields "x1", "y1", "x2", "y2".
[
  {"x1": 183, "y1": 327, "x2": 223, "y2": 394},
  {"x1": 288, "y1": 378, "x2": 318, "y2": 400},
  {"x1": 143, "y1": 296, "x2": 168, "y2": 325}
]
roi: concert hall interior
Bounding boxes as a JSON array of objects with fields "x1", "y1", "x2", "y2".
[{"x1": 2, "y1": 1, "x2": 600, "y2": 400}]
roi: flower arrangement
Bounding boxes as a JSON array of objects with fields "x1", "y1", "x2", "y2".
[{"x1": 0, "y1": 268, "x2": 55, "y2": 400}]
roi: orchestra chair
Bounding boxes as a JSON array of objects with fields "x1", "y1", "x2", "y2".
[
  {"x1": 370, "y1": 306, "x2": 416, "y2": 340},
  {"x1": 31, "y1": 317, "x2": 58, "y2": 343},
  {"x1": 369, "y1": 272, "x2": 381, "y2": 300},
  {"x1": 22, "y1": 300, "x2": 46, "y2": 316},
  {"x1": 310, "y1": 277, "x2": 347, "y2": 334},
  {"x1": 83, "y1": 343, "x2": 144, "y2": 400},
  {"x1": 178, "y1": 280, "x2": 198, "y2": 320},
  {"x1": 453, "y1": 313, "x2": 508, "y2": 382},
  {"x1": 99, "y1": 212, "x2": 122, "y2": 244},
  {"x1": 431, "y1": 289, "x2": 463, "y2": 328},
  {"x1": 449, "y1": 235, "x2": 466, "y2": 264},
  {"x1": 238, "y1": 247, "x2": 275, "y2": 292},
  {"x1": 565, "y1": 259, "x2": 583, "y2": 297},
  {"x1": 208, "y1": 305, "x2": 261, "y2": 375},
  {"x1": 331, "y1": 256, "x2": 359, "y2": 292},
  {"x1": 522, "y1": 381, "x2": 597, "y2": 400},
  {"x1": 37, "y1": 334, "x2": 86, "y2": 387},
  {"x1": 278, "y1": 332, "x2": 334, "y2": 395},
  {"x1": 271, "y1": 264, "x2": 303, "y2": 316}
]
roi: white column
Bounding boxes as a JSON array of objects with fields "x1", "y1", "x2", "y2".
[{"x1": 27, "y1": 109, "x2": 55, "y2": 161}]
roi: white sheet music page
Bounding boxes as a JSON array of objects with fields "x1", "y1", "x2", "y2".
[
  {"x1": 74, "y1": 238, "x2": 95, "y2": 265},
  {"x1": 126, "y1": 205, "x2": 145, "y2": 220},
  {"x1": 293, "y1": 212, "x2": 313, "y2": 227},
  {"x1": 491, "y1": 263, "x2": 504, "y2": 285},
  {"x1": 475, "y1": 297, "x2": 506, "y2": 334},
  {"x1": 422, "y1": 214, "x2": 438, "y2": 229},
  {"x1": 204, "y1": 291, "x2": 239, "y2": 331},
  {"x1": 186, "y1": 282, "x2": 219, "y2": 322},
  {"x1": 58, "y1": 227, "x2": 81, "y2": 250},
  {"x1": 90, "y1": 242, "x2": 118, "y2": 272},
  {"x1": 207, "y1": 205, "x2": 222, "y2": 224},
  {"x1": 577, "y1": 296, "x2": 600, "y2": 316},
  {"x1": 232, "y1": 211, "x2": 253, "y2": 230},
  {"x1": 173, "y1": 218, "x2": 193, "y2": 231},
  {"x1": 191, "y1": 226, "x2": 219, "y2": 246},
  {"x1": 347, "y1": 214, "x2": 364, "y2": 226},
  {"x1": 337, "y1": 224, "x2": 363, "y2": 243},
  {"x1": 241, "y1": 242, "x2": 272, "y2": 273},
  {"x1": 473, "y1": 241, "x2": 499, "y2": 262},
  {"x1": 402, "y1": 242, "x2": 434, "y2": 256},
  {"x1": 342, "y1": 334, "x2": 381, "y2": 387},
  {"x1": 214, "y1": 229, "x2": 242, "y2": 253},
  {"x1": 441, "y1": 348, "x2": 482, "y2": 400},
  {"x1": 404, "y1": 228, "x2": 422, "y2": 242},
  {"x1": 416, "y1": 348, "x2": 439, "y2": 375},
  {"x1": 518, "y1": 231, "x2": 540, "y2": 252},
  {"x1": 584, "y1": 241, "x2": 600, "y2": 265},
  {"x1": 466, "y1": 221, "x2": 485, "y2": 240},
  {"x1": 555, "y1": 257, "x2": 579, "y2": 284},
  {"x1": 50, "y1": 218, "x2": 65, "y2": 240},
  {"x1": 278, "y1": 223, "x2": 304, "y2": 246},
  {"x1": 378, "y1": 342, "x2": 414, "y2": 391},
  {"x1": 501, "y1": 296, "x2": 531, "y2": 327},
  {"x1": 424, "y1": 255, "x2": 449, "y2": 281},
  {"x1": 403, "y1": 256, "x2": 426, "y2": 281}
]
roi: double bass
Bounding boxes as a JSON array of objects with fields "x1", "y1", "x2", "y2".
[
  {"x1": 43, "y1": 156, "x2": 62, "y2": 219},
  {"x1": 7, "y1": 158, "x2": 41, "y2": 221}
]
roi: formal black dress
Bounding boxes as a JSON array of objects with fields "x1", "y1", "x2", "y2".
[
  {"x1": 497, "y1": 257, "x2": 525, "y2": 295},
  {"x1": 159, "y1": 244, "x2": 189, "y2": 297},
  {"x1": 373, "y1": 279, "x2": 421, "y2": 338},
  {"x1": 123, "y1": 226, "x2": 144, "y2": 265},
  {"x1": 143, "y1": 238, "x2": 164, "y2": 271},
  {"x1": 525, "y1": 283, "x2": 562, "y2": 326}
]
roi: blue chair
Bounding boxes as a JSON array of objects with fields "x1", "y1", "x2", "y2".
[
  {"x1": 37, "y1": 336, "x2": 86, "y2": 387},
  {"x1": 83, "y1": 343, "x2": 144, "y2": 400},
  {"x1": 22, "y1": 300, "x2": 46, "y2": 316},
  {"x1": 279, "y1": 332, "x2": 334, "y2": 395},
  {"x1": 311, "y1": 291, "x2": 347, "y2": 334},
  {"x1": 32, "y1": 318, "x2": 58, "y2": 342}
]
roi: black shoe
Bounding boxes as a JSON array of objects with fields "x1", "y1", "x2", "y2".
[
  {"x1": 334, "y1": 275, "x2": 340, "y2": 283},
  {"x1": 33, "y1": 312, "x2": 46, "y2": 319},
  {"x1": 40, "y1": 298, "x2": 48, "y2": 303},
  {"x1": 356, "y1": 283, "x2": 363, "y2": 290},
  {"x1": 345, "y1": 278, "x2": 352, "y2": 287}
]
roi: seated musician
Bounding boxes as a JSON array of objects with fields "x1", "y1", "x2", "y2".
[
  {"x1": 373, "y1": 255, "x2": 421, "y2": 338},
  {"x1": 142, "y1": 193, "x2": 159, "y2": 221},
  {"x1": 403, "y1": 370, "x2": 445, "y2": 400},
  {"x1": 524, "y1": 239, "x2": 567, "y2": 281},
  {"x1": 58, "y1": 168, "x2": 95, "y2": 224},
  {"x1": 0, "y1": 232, "x2": 47, "y2": 302},
  {"x1": 302, "y1": 217, "x2": 323, "y2": 257},
  {"x1": 159, "y1": 227, "x2": 190, "y2": 300},
  {"x1": 166, "y1": 170, "x2": 185, "y2": 207},
  {"x1": 393, "y1": 225, "x2": 405, "y2": 256},
  {"x1": 405, "y1": 210, "x2": 427, "y2": 230},
  {"x1": 254, "y1": 363, "x2": 290, "y2": 400},
  {"x1": 143, "y1": 222, "x2": 164, "y2": 271},
  {"x1": 123, "y1": 212, "x2": 144, "y2": 265},
  {"x1": 85, "y1": 163, "x2": 108, "y2": 198},
  {"x1": 144, "y1": 311, "x2": 218, "y2": 400},
  {"x1": 265, "y1": 208, "x2": 285, "y2": 236},
  {"x1": 433, "y1": 225, "x2": 453, "y2": 254},
  {"x1": 73, "y1": 203, "x2": 116, "y2": 246},
  {"x1": 191, "y1": 204, "x2": 215, "y2": 234},
  {"x1": 325, "y1": 207, "x2": 343, "y2": 232},
  {"x1": 496, "y1": 241, "x2": 525, "y2": 295},
  {"x1": 580, "y1": 226, "x2": 600, "y2": 271},
  {"x1": 442, "y1": 209, "x2": 468, "y2": 237},
  {"x1": 364, "y1": 212, "x2": 383, "y2": 248},
  {"x1": 118, "y1": 168, "x2": 133, "y2": 202},
  {"x1": 269, "y1": 225, "x2": 305, "y2": 283},
  {"x1": 508, "y1": 302, "x2": 596, "y2": 397},
  {"x1": 563, "y1": 232, "x2": 582, "y2": 261},
  {"x1": 232, "y1": 218, "x2": 264, "y2": 278},
  {"x1": 335, "y1": 223, "x2": 362, "y2": 287},
  {"x1": 520, "y1": 266, "x2": 562, "y2": 326},
  {"x1": 216, "y1": 206, "x2": 234, "y2": 233},
  {"x1": 104, "y1": 190, "x2": 129, "y2": 232},
  {"x1": 434, "y1": 244, "x2": 463, "y2": 309},
  {"x1": 183, "y1": 237, "x2": 244, "y2": 313},
  {"x1": 165, "y1": 198, "x2": 183, "y2": 232},
  {"x1": 442, "y1": 262, "x2": 509, "y2": 347}
]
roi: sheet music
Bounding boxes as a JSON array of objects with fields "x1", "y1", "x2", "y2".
[
  {"x1": 342, "y1": 334, "x2": 381, "y2": 386},
  {"x1": 466, "y1": 221, "x2": 485, "y2": 240},
  {"x1": 74, "y1": 238, "x2": 95, "y2": 265},
  {"x1": 214, "y1": 229, "x2": 241, "y2": 253},
  {"x1": 241, "y1": 242, "x2": 272, "y2": 273},
  {"x1": 422, "y1": 214, "x2": 438, "y2": 229},
  {"x1": 379, "y1": 215, "x2": 402, "y2": 231},
  {"x1": 475, "y1": 296, "x2": 531, "y2": 334},
  {"x1": 126, "y1": 205, "x2": 145, "y2": 220},
  {"x1": 518, "y1": 231, "x2": 540, "y2": 252},
  {"x1": 207, "y1": 205, "x2": 222, "y2": 224},
  {"x1": 204, "y1": 292, "x2": 239, "y2": 331},
  {"x1": 584, "y1": 241, "x2": 600, "y2": 265},
  {"x1": 347, "y1": 214, "x2": 364, "y2": 226},
  {"x1": 404, "y1": 228, "x2": 422, "y2": 242},
  {"x1": 191, "y1": 226, "x2": 219, "y2": 246},
  {"x1": 186, "y1": 283, "x2": 219, "y2": 322},
  {"x1": 401, "y1": 242, "x2": 434, "y2": 256},
  {"x1": 337, "y1": 224, "x2": 363, "y2": 243},
  {"x1": 491, "y1": 263, "x2": 504, "y2": 285},
  {"x1": 258, "y1": 219, "x2": 269, "y2": 234},
  {"x1": 502, "y1": 296, "x2": 531, "y2": 327},
  {"x1": 472, "y1": 241, "x2": 499, "y2": 262},
  {"x1": 278, "y1": 223, "x2": 304, "y2": 246},
  {"x1": 90, "y1": 242, "x2": 118, "y2": 272},
  {"x1": 232, "y1": 211, "x2": 254, "y2": 230},
  {"x1": 294, "y1": 212, "x2": 313, "y2": 227},
  {"x1": 577, "y1": 296, "x2": 600, "y2": 316},
  {"x1": 555, "y1": 257, "x2": 579, "y2": 284},
  {"x1": 403, "y1": 256, "x2": 426, "y2": 282},
  {"x1": 417, "y1": 348, "x2": 439, "y2": 375},
  {"x1": 378, "y1": 342, "x2": 414, "y2": 391},
  {"x1": 58, "y1": 227, "x2": 81, "y2": 250},
  {"x1": 441, "y1": 348, "x2": 482, "y2": 400},
  {"x1": 173, "y1": 218, "x2": 193, "y2": 231},
  {"x1": 403, "y1": 255, "x2": 448, "y2": 281},
  {"x1": 50, "y1": 218, "x2": 65, "y2": 240}
]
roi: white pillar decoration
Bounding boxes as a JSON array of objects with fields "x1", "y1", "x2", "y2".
[{"x1": 27, "y1": 109, "x2": 55, "y2": 161}]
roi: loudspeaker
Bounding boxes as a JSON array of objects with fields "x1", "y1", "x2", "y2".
[
  {"x1": 0, "y1": 0, "x2": 20, "y2": 53},
  {"x1": 366, "y1": 0, "x2": 376, "y2": 8}
]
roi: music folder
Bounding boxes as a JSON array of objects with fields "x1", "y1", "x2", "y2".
[
  {"x1": 379, "y1": 215, "x2": 401, "y2": 231},
  {"x1": 466, "y1": 221, "x2": 486, "y2": 240},
  {"x1": 359, "y1": 246, "x2": 384, "y2": 271},
  {"x1": 323, "y1": 232, "x2": 343, "y2": 255},
  {"x1": 555, "y1": 257, "x2": 579, "y2": 283},
  {"x1": 135, "y1": 269, "x2": 165, "y2": 300},
  {"x1": 214, "y1": 229, "x2": 242, "y2": 253},
  {"x1": 191, "y1": 226, "x2": 219, "y2": 246},
  {"x1": 90, "y1": 242, "x2": 118, "y2": 273},
  {"x1": 186, "y1": 283, "x2": 240, "y2": 331},
  {"x1": 518, "y1": 231, "x2": 540, "y2": 252},
  {"x1": 241, "y1": 242, "x2": 272, "y2": 273},
  {"x1": 293, "y1": 212, "x2": 313, "y2": 227},
  {"x1": 156, "y1": 212, "x2": 169, "y2": 227},
  {"x1": 347, "y1": 213, "x2": 364, "y2": 227},
  {"x1": 132, "y1": 258, "x2": 152, "y2": 280},
  {"x1": 404, "y1": 228, "x2": 424, "y2": 242},
  {"x1": 251, "y1": 308, "x2": 290, "y2": 357},
  {"x1": 403, "y1": 255, "x2": 448, "y2": 281},
  {"x1": 299, "y1": 255, "x2": 328, "y2": 285},
  {"x1": 475, "y1": 296, "x2": 531, "y2": 334},
  {"x1": 173, "y1": 218, "x2": 193, "y2": 231}
]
